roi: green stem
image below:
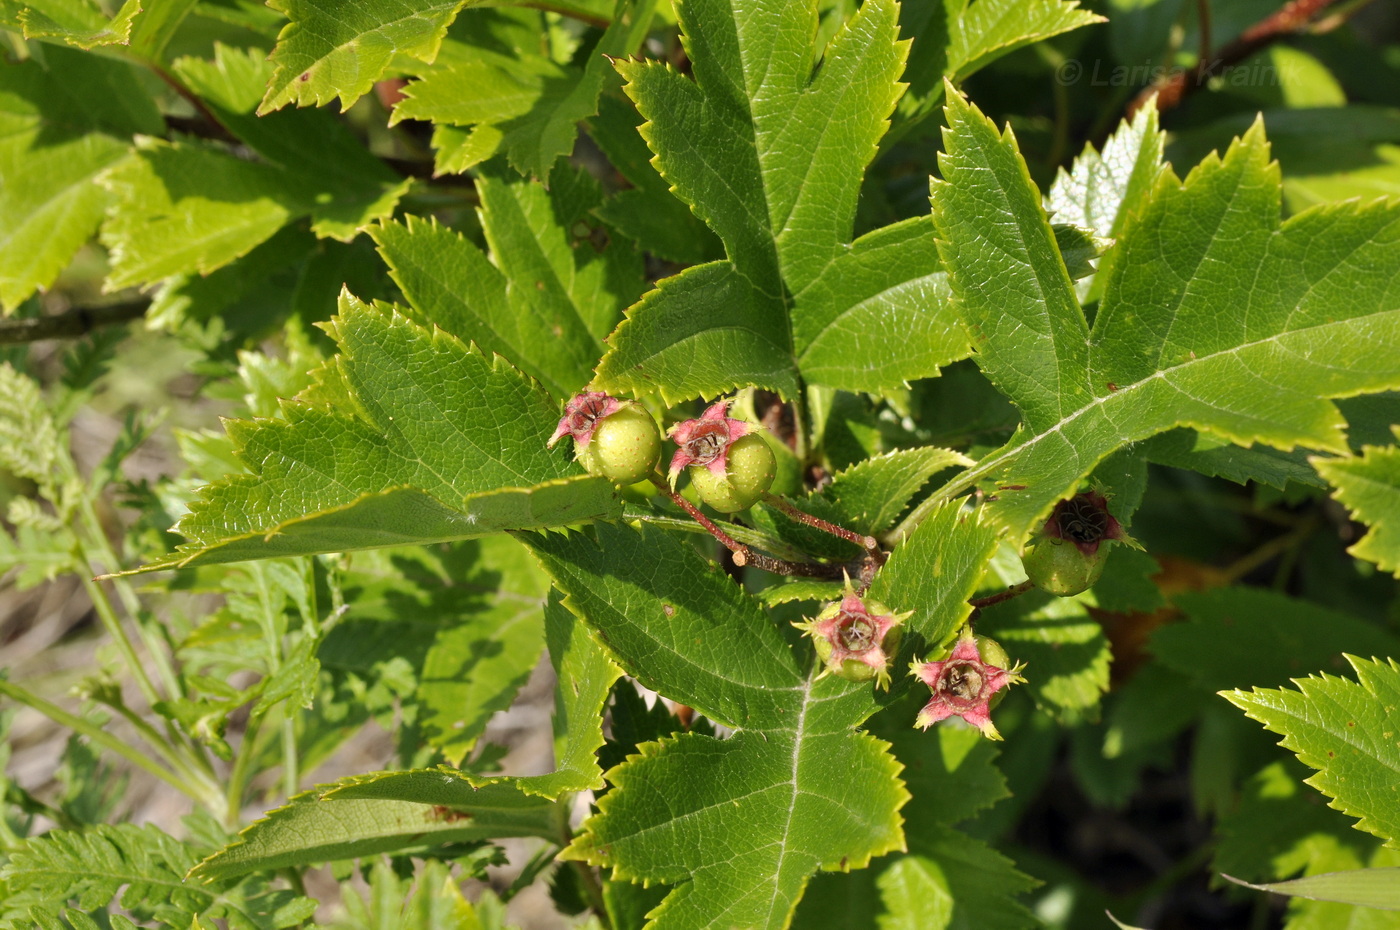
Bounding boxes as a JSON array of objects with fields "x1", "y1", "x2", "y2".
[
  {"x1": 223, "y1": 710, "x2": 266, "y2": 828},
  {"x1": 0, "y1": 680, "x2": 224, "y2": 814},
  {"x1": 77, "y1": 562, "x2": 161, "y2": 708},
  {"x1": 281, "y1": 715, "x2": 299, "y2": 799}
]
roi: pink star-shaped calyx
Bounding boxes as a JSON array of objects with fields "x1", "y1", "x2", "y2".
[
  {"x1": 911, "y1": 634, "x2": 1024, "y2": 740},
  {"x1": 666, "y1": 400, "x2": 752, "y2": 486},
  {"x1": 548, "y1": 391, "x2": 624, "y2": 450},
  {"x1": 796, "y1": 590, "x2": 909, "y2": 689}
]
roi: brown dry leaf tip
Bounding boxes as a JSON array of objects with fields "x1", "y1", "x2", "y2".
[
  {"x1": 910, "y1": 633, "x2": 1024, "y2": 740},
  {"x1": 1041, "y1": 490, "x2": 1130, "y2": 556},
  {"x1": 666, "y1": 399, "x2": 752, "y2": 487},
  {"x1": 548, "y1": 391, "x2": 624, "y2": 450}
]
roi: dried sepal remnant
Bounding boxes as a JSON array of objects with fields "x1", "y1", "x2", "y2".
[
  {"x1": 1022, "y1": 489, "x2": 1139, "y2": 596},
  {"x1": 666, "y1": 400, "x2": 754, "y2": 486},
  {"x1": 794, "y1": 583, "x2": 909, "y2": 689},
  {"x1": 1040, "y1": 490, "x2": 1132, "y2": 556},
  {"x1": 549, "y1": 391, "x2": 625, "y2": 450},
  {"x1": 548, "y1": 391, "x2": 661, "y2": 486},
  {"x1": 911, "y1": 633, "x2": 1024, "y2": 740}
]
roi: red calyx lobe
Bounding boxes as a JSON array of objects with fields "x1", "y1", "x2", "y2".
[
  {"x1": 548, "y1": 391, "x2": 624, "y2": 450},
  {"x1": 911, "y1": 634, "x2": 1023, "y2": 740},
  {"x1": 666, "y1": 400, "x2": 752, "y2": 486},
  {"x1": 796, "y1": 591, "x2": 908, "y2": 688}
]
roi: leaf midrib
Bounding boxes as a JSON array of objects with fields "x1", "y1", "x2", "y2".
[{"x1": 930, "y1": 307, "x2": 1400, "y2": 521}]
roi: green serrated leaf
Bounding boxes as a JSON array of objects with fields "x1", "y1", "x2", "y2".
[
  {"x1": 752, "y1": 446, "x2": 972, "y2": 562},
  {"x1": 173, "y1": 44, "x2": 410, "y2": 241},
  {"x1": 0, "y1": 48, "x2": 159, "y2": 312},
  {"x1": 945, "y1": 0, "x2": 1103, "y2": 82},
  {"x1": 932, "y1": 84, "x2": 1091, "y2": 429},
  {"x1": 7, "y1": 0, "x2": 140, "y2": 48},
  {"x1": 137, "y1": 294, "x2": 620, "y2": 570},
  {"x1": 1314, "y1": 429, "x2": 1400, "y2": 577},
  {"x1": 899, "y1": 96, "x2": 1400, "y2": 545},
  {"x1": 1047, "y1": 102, "x2": 1164, "y2": 302},
  {"x1": 98, "y1": 137, "x2": 311, "y2": 290},
  {"x1": 869, "y1": 499, "x2": 1001, "y2": 649},
  {"x1": 416, "y1": 536, "x2": 549, "y2": 764},
  {"x1": 258, "y1": 0, "x2": 472, "y2": 114},
  {"x1": 1229, "y1": 868, "x2": 1400, "y2": 912},
  {"x1": 518, "y1": 588, "x2": 624, "y2": 797},
  {"x1": 1168, "y1": 105, "x2": 1400, "y2": 215},
  {"x1": 597, "y1": 0, "x2": 968, "y2": 402},
  {"x1": 892, "y1": 0, "x2": 1103, "y2": 143},
  {"x1": 1224, "y1": 655, "x2": 1400, "y2": 849},
  {"x1": 525, "y1": 522, "x2": 912, "y2": 929},
  {"x1": 188, "y1": 775, "x2": 562, "y2": 883},
  {"x1": 395, "y1": 0, "x2": 655, "y2": 177},
  {"x1": 371, "y1": 162, "x2": 641, "y2": 397}
]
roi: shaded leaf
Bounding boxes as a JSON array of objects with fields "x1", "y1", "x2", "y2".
[
  {"x1": 1314, "y1": 429, "x2": 1400, "y2": 577},
  {"x1": 1224, "y1": 655, "x2": 1400, "y2": 848}
]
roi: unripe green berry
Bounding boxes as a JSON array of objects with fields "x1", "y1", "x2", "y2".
[
  {"x1": 971, "y1": 634, "x2": 1013, "y2": 710},
  {"x1": 1021, "y1": 537, "x2": 1108, "y2": 596},
  {"x1": 687, "y1": 433, "x2": 776, "y2": 513},
  {"x1": 578, "y1": 405, "x2": 661, "y2": 485}
]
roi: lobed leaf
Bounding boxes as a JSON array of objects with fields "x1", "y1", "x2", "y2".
[
  {"x1": 0, "y1": 47, "x2": 159, "y2": 311},
  {"x1": 2, "y1": 0, "x2": 140, "y2": 49},
  {"x1": 1224, "y1": 655, "x2": 1400, "y2": 849},
  {"x1": 526, "y1": 521, "x2": 934, "y2": 929},
  {"x1": 899, "y1": 92, "x2": 1400, "y2": 544},
  {"x1": 371, "y1": 163, "x2": 642, "y2": 398},
  {"x1": 258, "y1": 0, "x2": 472, "y2": 114},
  {"x1": 1314, "y1": 429, "x2": 1400, "y2": 577},
  {"x1": 137, "y1": 294, "x2": 619, "y2": 571},
  {"x1": 173, "y1": 44, "x2": 410, "y2": 241},
  {"x1": 597, "y1": 0, "x2": 969, "y2": 402},
  {"x1": 98, "y1": 137, "x2": 310, "y2": 290}
]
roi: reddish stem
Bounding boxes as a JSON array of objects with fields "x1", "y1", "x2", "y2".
[
  {"x1": 969, "y1": 580, "x2": 1037, "y2": 610},
  {"x1": 762, "y1": 493, "x2": 881, "y2": 555},
  {"x1": 649, "y1": 478, "x2": 839, "y2": 579},
  {"x1": 1128, "y1": 0, "x2": 1346, "y2": 116}
]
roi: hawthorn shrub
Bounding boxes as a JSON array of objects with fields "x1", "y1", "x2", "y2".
[{"x1": 2, "y1": 1, "x2": 1400, "y2": 928}]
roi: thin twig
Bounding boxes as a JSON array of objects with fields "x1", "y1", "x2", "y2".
[
  {"x1": 762, "y1": 493, "x2": 880, "y2": 554},
  {"x1": 0, "y1": 301, "x2": 148, "y2": 345},
  {"x1": 1128, "y1": 0, "x2": 1347, "y2": 116},
  {"x1": 649, "y1": 478, "x2": 841, "y2": 579},
  {"x1": 969, "y1": 580, "x2": 1037, "y2": 611}
]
